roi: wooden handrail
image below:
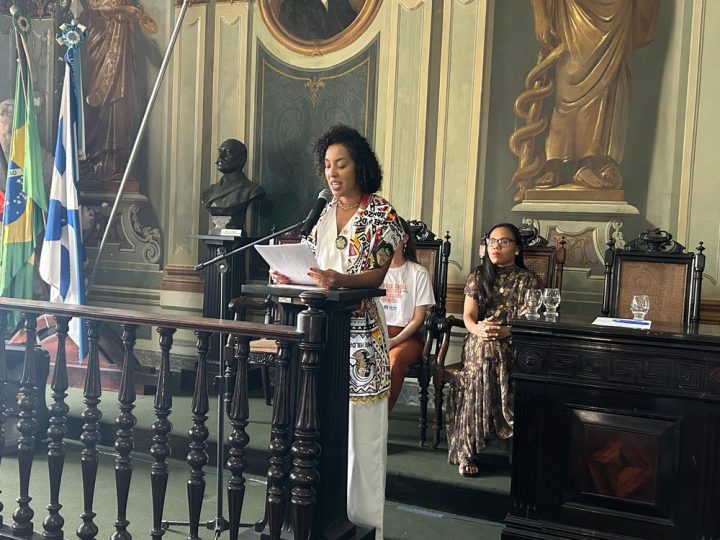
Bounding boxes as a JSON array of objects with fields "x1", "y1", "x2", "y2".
[
  {"x1": 0, "y1": 294, "x2": 330, "y2": 540},
  {"x1": 0, "y1": 297, "x2": 303, "y2": 341}
]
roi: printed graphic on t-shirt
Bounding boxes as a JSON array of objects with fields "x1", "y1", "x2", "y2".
[{"x1": 383, "y1": 282, "x2": 407, "y2": 315}]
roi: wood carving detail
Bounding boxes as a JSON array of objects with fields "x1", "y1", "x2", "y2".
[
  {"x1": 708, "y1": 368, "x2": 720, "y2": 395},
  {"x1": 516, "y1": 347, "x2": 544, "y2": 373},
  {"x1": 547, "y1": 226, "x2": 604, "y2": 276},
  {"x1": 542, "y1": 346, "x2": 717, "y2": 399}
]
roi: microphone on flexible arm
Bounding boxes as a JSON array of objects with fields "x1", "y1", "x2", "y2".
[{"x1": 300, "y1": 188, "x2": 333, "y2": 237}]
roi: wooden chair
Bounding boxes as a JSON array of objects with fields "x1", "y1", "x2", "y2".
[
  {"x1": 601, "y1": 228, "x2": 705, "y2": 325},
  {"x1": 431, "y1": 225, "x2": 565, "y2": 449},
  {"x1": 519, "y1": 221, "x2": 566, "y2": 290},
  {"x1": 403, "y1": 220, "x2": 451, "y2": 446}
]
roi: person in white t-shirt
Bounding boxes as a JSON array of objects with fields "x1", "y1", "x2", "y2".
[{"x1": 381, "y1": 217, "x2": 435, "y2": 411}]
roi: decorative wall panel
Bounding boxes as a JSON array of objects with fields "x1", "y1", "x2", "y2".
[
  {"x1": 682, "y1": 0, "x2": 720, "y2": 300},
  {"x1": 211, "y1": 2, "x2": 249, "y2": 181},
  {"x1": 167, "y1": 4, "x2": 207, "y2": 265},
  {"x1": 253, "y1": 41, "x2": 378, "y2": 234},
  {"x1": 383, "y1": 0, "x2": 432, "y2": 219},
  {"x1": 432, "y1": 0, "x2": 489, "y2": 283}
]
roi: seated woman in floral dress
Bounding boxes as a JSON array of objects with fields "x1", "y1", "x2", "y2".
[{"x1": 446, "y1": 223, "x2": 540, "y2": 476}]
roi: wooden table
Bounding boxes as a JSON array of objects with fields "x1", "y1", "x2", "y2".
[{"x1": 504, "y1": 315, "x2": 720, "y2": 540}]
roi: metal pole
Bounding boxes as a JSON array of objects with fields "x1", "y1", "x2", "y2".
[
  {"x1": 0, "y1": 144, "x2": 7, "y2": 174},
  {"x1": 85, "y1": 0, "x2": 192, "y2": 294}
]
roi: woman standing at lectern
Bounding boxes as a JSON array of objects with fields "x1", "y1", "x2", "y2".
[{"x1": 270, "y1": 125, "x2": 402, "y2": 538}]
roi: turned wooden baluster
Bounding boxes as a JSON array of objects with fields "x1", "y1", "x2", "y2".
[
  {"x1": 290, "y1": 292, "x2": 327, "y2": 540},
  {"x1": 0, "y1": 311, "x2": 7, "y2": 527},
  {"x1": 227, "y1": 336, "x2": 250, "y2": 540},
  {"x1": 150, "y1": 327, "x2": 176, "y2": 539},
  {"x1": 266, "y1": 340, "x2": 293, "y2": 540},
  {"x1": 12, "y1": 314, "x2": 38, "y2": 537},
  {"x1": 224, "y1": 335, "x2": 236, "y2": 416},
  {"x1": 77, "y1": 320, "x2": 102, "y2": 540},
  {"x1": 186, "y1": 331, "x2": 211, "y2": 540},
  {"x1": 112, "y1": 324, "x2": 138, "y2": 540},
  {"x1": 42, "y1": 316, "x2": 71, "y2": 540}
]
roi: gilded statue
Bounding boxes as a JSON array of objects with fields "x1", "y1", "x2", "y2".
[
  {"x1": 83, "y1": 0, "x2": 157, "y2": 185},
  {"x1": 509, "y1": 0, "x2": 661, "y2": 202}
]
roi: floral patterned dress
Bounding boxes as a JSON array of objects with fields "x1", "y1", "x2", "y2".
[{"x1": 446, "y1": 264, "x2": 539, "y2": 465}]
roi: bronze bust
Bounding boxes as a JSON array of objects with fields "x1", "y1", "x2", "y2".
[{"x1": 201, "y1": 139, "x2": 265, "y2": 231}]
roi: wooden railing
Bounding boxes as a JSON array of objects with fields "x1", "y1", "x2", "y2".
[{"x1": 0, "y1": 292, "x2": 328, "y2": 540}]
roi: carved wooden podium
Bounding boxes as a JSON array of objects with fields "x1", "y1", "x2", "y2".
[{"x1": 240, "y1": 284, "x2": 382, "y2": 540}]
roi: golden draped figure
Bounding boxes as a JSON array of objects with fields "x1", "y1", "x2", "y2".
[
  {"x1": 508, "y1": 0, "x2": 660, "y2": 202},
  {"x1": 84, "y1": 0, "x2": 157, "y2": 185}
]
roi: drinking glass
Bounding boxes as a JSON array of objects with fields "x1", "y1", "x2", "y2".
[
  {"x1": 630, "y1": 295, "x2": 650, "y2": 320},
  {"x1": 524, "y1": 289, "x2": 543, "y2": 320},
  {"x1": 542, "y1": 288, "x2": 561, "y2": 317}
]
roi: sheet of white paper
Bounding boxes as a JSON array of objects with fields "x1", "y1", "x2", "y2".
[
  {"x1": 255, "y1": 243, "x2": 318, "y2": 286},
  {"x1": 592, "y1": 317, "x2": 652, "y2": 329}
]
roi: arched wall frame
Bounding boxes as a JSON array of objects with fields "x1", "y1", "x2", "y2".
[{"x1": 259, "y1": 0, "x2": 382, "y2": 55}]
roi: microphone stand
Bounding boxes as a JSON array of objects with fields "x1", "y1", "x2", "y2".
[{"x1": 162, "y1": 219, "x2": 305, "y2": 537}]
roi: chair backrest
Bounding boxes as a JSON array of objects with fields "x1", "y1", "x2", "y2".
[
  {"x1": 517, "y1": 222, "x2": 567, "y2": 291},
  {"x1": 601, "y1": 228, "x2": 705, "y2": 325},
  {"x1": 263, "y1": 231, "x2": 302, "y2": 323},
  {"x1": 408, "y1": 220, "x2": 451, "y2": 324},
  {"x1": 274, "y1": 232, "x2": 302, "y2": 246}
]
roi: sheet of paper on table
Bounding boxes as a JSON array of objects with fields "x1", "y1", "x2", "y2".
[
  {"x1": 592, "y1": 317, "x2": 652, "y2": 329},
  {"x1": 255, "y1": 242, "x2": 318, "y2": 286}
]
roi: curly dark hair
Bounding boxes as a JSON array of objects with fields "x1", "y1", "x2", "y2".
[{"x1": 312, "y1": 124, "x2": 382, "y2": 194}]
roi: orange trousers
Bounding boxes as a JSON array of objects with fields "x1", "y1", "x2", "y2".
[{"x1": 387, "y1": 325, "x2": 424, "y2": 411}]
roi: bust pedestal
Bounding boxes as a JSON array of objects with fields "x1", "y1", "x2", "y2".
[{"x1": 191, "y1": 234, "x2": 256, "y2": 362}]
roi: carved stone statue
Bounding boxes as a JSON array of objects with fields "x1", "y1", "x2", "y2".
[
  {"x1": 509, "y1": 0, "x2": 661, "y2": 202},
  {"x1": 201, "y1": 139, "x2": 265, "y2": 231},
  {"x1": 83, "y1": 0, "x2": 158, "y2": 187}
]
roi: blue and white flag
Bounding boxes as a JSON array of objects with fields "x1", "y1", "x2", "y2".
[{"x1": 39, "y1": 46, "x2": 87, "y2": 362}]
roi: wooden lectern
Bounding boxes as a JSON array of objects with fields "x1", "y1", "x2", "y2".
[{"x1": 240, "y1": 283, "x2": 383, "y2": 540}]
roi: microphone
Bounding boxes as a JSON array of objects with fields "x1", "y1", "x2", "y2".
[{"x1": 300, "y1": 188, "x2": 333, "y2": 237}]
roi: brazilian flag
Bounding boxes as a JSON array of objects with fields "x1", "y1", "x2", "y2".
[{"x1": 1, "y1": 7, "x2": 48, "y2": 328}]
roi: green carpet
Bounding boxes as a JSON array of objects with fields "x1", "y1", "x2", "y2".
[
  {"x1": 0, "y1": 385, "x2": 508, "y2": 538},
  {"x1": 0, "y1": 443, "x2": 502, "y2": 539}
]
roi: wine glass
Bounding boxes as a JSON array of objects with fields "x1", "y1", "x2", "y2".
[
  {"x1": 542, "y1": 288, "x2": 561, "y2": 317},
  {"x1": 524, "y1": 289, "x2": 543, "y2": 320},
  {"x1": 630, "y1": 295, "x2": 650, "y2": 320}
]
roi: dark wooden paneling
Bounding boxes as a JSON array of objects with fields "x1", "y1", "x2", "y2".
[{"x1": 504, "y1": 316, "x2": 720, "y2": 540}]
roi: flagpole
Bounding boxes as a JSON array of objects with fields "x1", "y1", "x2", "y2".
[
  {"x1": 0, "y1": 144, "x2": 7, "y2": 173},
  {"x1": 86, "y1": 0, "x2": 192, "y2": 294}
]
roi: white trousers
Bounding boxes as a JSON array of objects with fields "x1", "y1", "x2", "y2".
[{"x1": 347, "y1": 398, "x2": 388, "y2": 540}]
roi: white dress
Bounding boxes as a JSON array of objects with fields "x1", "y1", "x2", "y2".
[{"x1": 312, "y1": 197, "x2": 401, "y2": 540}]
